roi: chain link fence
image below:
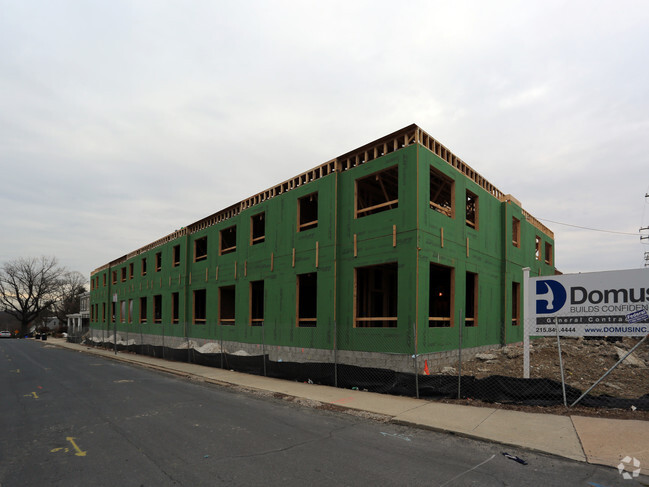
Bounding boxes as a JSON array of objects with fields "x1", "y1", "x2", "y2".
[{"x1": 73, "y1": 314, "x2": 649, "y2": 411}]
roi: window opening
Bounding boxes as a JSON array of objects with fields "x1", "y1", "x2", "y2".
[
  {"x1": 194, "y1": 237, "x2": 208, "y2": 262},
  {"x1": 297, "y1": 273, "x2": 317, "y2": 327},
  {"x1": 220, "y1": 226, "x2": 237, "y2": 255},
  {"x1": 430, "y1": 167, "x2": 454, "y2": 217},
  {"x1": 465, "y1": 272, "x2": 477, "y2": 327},
  {"x1": 219, "y1": 286, "x2": 236, "y2": 325},
  {"x1": 250, "y1": 280, "x2": 264, "y2": 326},
  {"x1": 466, "y1": 190, "x2": 478, "y2": 229},
  {"x1": 355, "y1": 166, "x2": 399, "y2": 218},
  {"x1": 429, "y1": 264, "x2": 453, "y2": 327},
  {"x1": 111, "y1": 302, "x2": 116, "y2": 322},
  {"x1": 121, "y1": 267, "x2": 126, "y2": 282},
  {"x1": 251, "y1": 212, "x2": 266, "y2": 245},
  {"x1": 512, "y1": 282, "x2": 520, "y2": 326},
  {"x1": 139, "y1": 297, "x2": 147, "y2": 323},
  {"x1": 173, "y1": 245, "x2": 181, "y2": 267},
  {"x1": 153, "y1": 294, "x2": 162, "y2": 323},
  {"x1": 103, "y1": 274, "x2": 106, "y2": 287},
  {"x1": 128, "y1": 299, "x2": 133, "y2": 323},
  {"x1": 512, "y1": 217, "x2": 521, "y2": 247},
  {"x1": 120, "y1": 301, "x2": 126, "y2": 323},
  {"x1": 193, "y1": 289, "x2": 206, "y2": 324},
  {"x1": 141, "y1": 258, "x2": 147, "y2": 276},
  {"x1": 112, "y1": 270, "x2": 117, "y2": 285},
  {"x1": 544, "y1": 242, "x2": 553, "y2": 265},
  {"x1": 171, "y1": 292, "x2": 179, "y2": 324},
  {"x1": 298, "y1": 192, "x2": 318, "y2": 231},
  {"x1": 155, "y1": 252, "x2": 162, "y2": 272},
  {"x1": 355, "y1": 262, "x2": 398, "y2": 328},
  {"x1": 129, "y1": 263, "x2": 134, "y2": 279},
  {"x1": 535, "y1": 236, "x2": 541, "y2": 260},
  {"x1": 102, "y1": 303, "x2": 106, "y2": 322}
]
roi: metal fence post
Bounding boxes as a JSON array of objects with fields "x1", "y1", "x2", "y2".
[
  {"x1": 458, "y1": 309, "x2": 463, "y2": 400},
  {"x1": 554, "y1": 318, "x2": 567, "y2": 407},
  {"x1": 334, "y1": 320, "x2": 338, "y2": 388},
  {"x1": 413, "y1": 321, "x2": 419, "y2": 399},
  {"x1": 262, "y1": 322, "x2": 266, "y2": 377}
]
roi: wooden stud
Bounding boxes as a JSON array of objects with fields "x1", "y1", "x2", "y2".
[
  {"x1": 441, "y1": 228, "x2": 444, "y2": 248},
  {"x1": 234, "y1": 261, "x2": 237, "y2": 279},
  {"x1": 216, "y1": 266, "x2": 219, "y2": 281},
  {"x1": 392, "y1": 225, "x2": 397, "y2": 247},
  {"x1": 244, "y1": 260, "x2": 247, "y2": 277},
  {"x1": 292, "y1": 248, "x2": 295, "y2": 268},
  {"x1": 354, "y1": 234, "x2": 357, "y2": 257},
  {"x1": 466, "y1": 237, "x2": 470, "y2": 257},
  {"x1": 189, "y1": 272, "x2": 192, "y2": 285},
  {"x1": 316, "y1": 241, "x2": 319, "y2": 268},
  {"x1": 178, "y1": 274, "x2": 181, "y2": 285}
]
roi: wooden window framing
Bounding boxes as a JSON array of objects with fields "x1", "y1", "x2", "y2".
[
  {"x1": 297, "y1": 272, "x2": 317, "y2": 327},
  {"x1": 250, "y1": 212, "x2": 266, "y2": 245},
  {"x1": 194, "y1": 236, "x2": 208, "y2": 262},
  {"x1": 128, "y1": 299, "x2": 133, "y2": 323},
  {"x1": 112, "y1": 270, "x2": 117, "y2": 285},
  {"x1": 139, "y1": 297, "x2": 147, "y2": 323},
  {"x1": 249, "y1": 280, "x2": 264, "y2": 326},
  {"x1": 465, "y1": 272, "x2": 478, "y2": 327},
  {"x1": 512, "y1": 217, "x2": 521, "y2": 248},
  {"x1": 465, "y1": 190, "x2": 478, "y2": 229},
  {"x1": 173, "y1": 245, "x2": 181, "y2": 267},
  {"x1": 354, "y1": 262, "x2": 398, "y2": 328},
  {"x1": 153, "y1": 294, "x2": 162, "y2": 323},
  {"x1": 103, "y1": 274, "x2": 106, "y2": 287},
  {"x1": 429, "y1": 263, "x2": 454, "y2": 327},
  {"x1": 544, "y1": 242, "x2": 553, "y2": 265},
  {"x1": 297, "y1": 192, "x2": 318, "y2": 232},
  {"x1": 155, "y1": 252, "x2": 162, "y2": 272},
  {"x1": 430, "y1": 166, "x2": 455, "y2": 218},
  {"x1": 219, "y1": 285, "x2": 236, "y2": 325},
  {"x1": 129, "y1": 262, "x2": 134, "y2": 280},
  {"x1": 121, "y1": 267, "x2": 126, "y2": 282},
  {"x1": 102, "y1": 303, "x2": 106, "y2": 322},
  {"x1": 141, "y1": 258, "x2": 147, "y2": 277},
  {"x1": 535, "y1": 236, "x2": 541, "y2": 261},
  {"x1": 120, "y1": 300, "x2": 126, "y2": 323},
  {"x1": 171, "y1": 292, "x2": 179, "y2": 324},
  {"x1": 193, "y1": 289, "x2": 206, "y2": 324},
  {"x1": 220, "y1": 226, "x2": 237, "y2": 255},
  {"x1": 355, "y1": 165, "x2": 399, "y2": 218},
  {"x1": 512, "y1": 281, "x2": 521, "y2": 326}
]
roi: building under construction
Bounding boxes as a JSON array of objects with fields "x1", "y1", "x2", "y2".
[{"x1": 88, "y1": 124, "x2": 555, "y2": 372}]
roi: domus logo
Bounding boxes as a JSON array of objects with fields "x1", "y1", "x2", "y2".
[{"x1": 535, "y1": 280, "x2": 567, "y2": 314}]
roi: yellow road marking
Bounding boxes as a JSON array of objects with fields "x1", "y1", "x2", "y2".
[
  {"x1": 67, "y1": 437, "x2": 86, "y2": 457},
  {"x1": 23, "y1": 392, "x2": 39, "y2": 399},
  {"x1": 10, "y1": 369, "x2": 20, "y2": 373}
]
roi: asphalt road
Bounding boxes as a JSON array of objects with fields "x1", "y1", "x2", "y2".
[{"x1": 0, "y1": 339, "x2": 633, "y2": 486}]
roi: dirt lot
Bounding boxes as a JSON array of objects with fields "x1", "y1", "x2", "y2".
[{"x1": 447, "y1": 336, "x2": 649, "y2": 419}]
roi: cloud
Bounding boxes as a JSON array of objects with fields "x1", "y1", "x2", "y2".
[{"x1": 1, "y1": 0, "x2": 649, "y2": 278}]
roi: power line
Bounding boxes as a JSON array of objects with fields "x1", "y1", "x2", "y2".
[{"x1": 537, "y1": 218, "x2": 640, "y2": 236}]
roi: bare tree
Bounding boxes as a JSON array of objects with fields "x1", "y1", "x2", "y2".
[
  {"x1": 53, "y1": 271, "x2": 88, "y2": 328},
  {"x1": 0, "y1": 256, "x2": 66, "y2": 335}
]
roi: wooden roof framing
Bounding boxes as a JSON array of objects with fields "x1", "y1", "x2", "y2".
[{"x1": 92, "y1": 124, "x2": 552, "y2": 275}]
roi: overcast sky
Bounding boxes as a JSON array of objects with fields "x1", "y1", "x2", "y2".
[{"x1": 1, "y1": 0, "x2": 648, "y2": 281}]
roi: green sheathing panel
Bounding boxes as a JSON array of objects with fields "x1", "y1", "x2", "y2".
[
  {"x1": 336, "y1": 146, "x2": 417, "y2": 354},
  {"x1": 416, "y1": 147, "x2": 555, "y2": 353},
  {"x1": 89, "y1": 139, "x2": 555, "y2": 358},
  {"x1": 90, "y1": 175, "x2": 338, "y2": 351}
]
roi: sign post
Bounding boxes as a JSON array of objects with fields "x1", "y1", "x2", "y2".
[{"x1": 523, "y1": 267, "x2": 649, "y2": 378}]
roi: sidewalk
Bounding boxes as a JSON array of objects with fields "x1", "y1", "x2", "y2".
[{"x1": 45, "y1": 338, "x2": 648, "y2": 475}]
